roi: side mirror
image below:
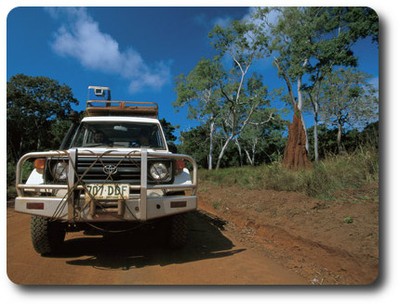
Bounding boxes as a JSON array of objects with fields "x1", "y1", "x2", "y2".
[{"x1": 168, "y1": 142, "x2": 178, "y2": 153}]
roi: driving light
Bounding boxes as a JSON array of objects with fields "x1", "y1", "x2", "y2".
[
  {"x1": 34, "y1": 158, "x2": 46, "y2": 170},
  {"x1": 149, "y1": 162, "x2": 169, "y2": 181},
  {"x1": 175, "y1": 159, "x2": 185, "y2": 175},
  {"x1": 52, "y1": 161, "x2": 69, "y2": 181}
]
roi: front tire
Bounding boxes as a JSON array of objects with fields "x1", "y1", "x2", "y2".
[{"x1": 31, "y1": 216, "x2": 66, "y2": 255}]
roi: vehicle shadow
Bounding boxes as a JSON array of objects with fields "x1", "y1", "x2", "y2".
[{"x1": 53, "y1": 210, "x2": 245, "y2": 270}]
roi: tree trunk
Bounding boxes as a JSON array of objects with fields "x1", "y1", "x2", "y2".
[
  {"x1": 208, "y1": 120, "x2": 215, "y2": 170},
  {"x1": 234, "y1": 138, "x2": 243, "y2": 167},
  {"x1": 313, "y1": 109, "x2": 319, "y2": 162},
  {"x1": 283, "y1": 107, "x2": 312, "y2": 169},
  {"x1": 251, "y1": 140, "x2": 257, "y2": 166},
  {"x1": 308, "y1": 93, "x2": 320, "y2": 162},
  {"x1": 216, "y1": 135, "x2": 234, "y2": 169},
  {"x1": 337, "y1": 124, "x2": 344, "y2": 154},
  {"x1": 244, "y1": 149, "x2": 253, "y2": 166}
]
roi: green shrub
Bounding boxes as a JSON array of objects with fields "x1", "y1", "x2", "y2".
[{"x1": 199, "y1": 148, "x2": 378, "y2": 199}]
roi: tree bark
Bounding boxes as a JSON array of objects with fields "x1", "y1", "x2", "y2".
[
  {"x1": 216, "y1": 135, "x2": 234, "y2": 169},
  {"x1": 313, "y1": 107, "x2": 319, "y2": 162},
  {"x1": 337, "y1": 124, "x2": 344, "y2": 154},
  {"x1": 234, "y1": 138, "x2": 243, "y2": 167},
  {"x1": 208, "y1": 120, "x2": 215, "y2": 170}
]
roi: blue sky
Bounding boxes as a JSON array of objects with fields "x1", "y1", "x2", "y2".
[{"x1": 7, "y1": 6, "x2": 379, "y2": 138}]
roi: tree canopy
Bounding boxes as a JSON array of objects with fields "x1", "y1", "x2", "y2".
[
  {"x1": 174, "y1": 7, "x2": 379, "y2": 169},
  {"x1": 7, "y1": 74, "x2": 78, "y2": 161}
]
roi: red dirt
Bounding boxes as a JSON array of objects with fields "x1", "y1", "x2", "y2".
[
  {"x1": 198, "y1": 181, "x2": 379, "y2": 285},
  {"x1": 7, "y1": 206, "x2": 306, "y2": 285},
  {"x1": 7, "y1": 181, "x2": 378, "y2": 285}
]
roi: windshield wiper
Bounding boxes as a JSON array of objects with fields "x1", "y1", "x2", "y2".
[{"x1": 84, "y1": 143, "x2": 109, "y2": 147}]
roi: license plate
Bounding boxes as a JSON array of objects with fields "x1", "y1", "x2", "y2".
[{"x1": 85, "y1": 184, "x2": 130, "y2": 200}]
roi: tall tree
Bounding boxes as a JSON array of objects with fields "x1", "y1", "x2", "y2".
[
  {"x1": 209, "y1": 19, "x2": 272, "y2": 169},
  {"x1": 255, "y1": 7, "x2": 378, "y2": 167},
  {"x1": 319, "y1": 68, "x2": 378, "y2": 153},
  {"x1": 269, "y1": 7, "x2": 319, "y2": 169},
  {"x1": 174, "y1": 58, "x2": 224, "y2": 169},
  {"x1": 303, "y1": 7, "x2": 379, "y2": 161},
  {"x1": 7, "y1": 74, "x2": 78, "y2": 161}
]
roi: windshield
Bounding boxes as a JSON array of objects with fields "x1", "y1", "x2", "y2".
[{"x1": 70, "y1": 121, "x2": 166, "y2": 149}]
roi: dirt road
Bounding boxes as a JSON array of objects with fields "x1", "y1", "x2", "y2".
[
  {"x1": 7, "y1": 207, "x2": 306, "y2": 285},
  {"x1": 198, "y1": 182, "x2": 379, "y2": 285}
]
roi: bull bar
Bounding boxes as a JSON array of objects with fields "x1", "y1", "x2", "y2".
[{"x1": 15, "y1": 149, "x2": 198, "y2": 222}]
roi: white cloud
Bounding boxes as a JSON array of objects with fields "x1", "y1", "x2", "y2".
[
  {"x1": 49, "y1": 8, "x2": 171, "y2": 93},
  {"x1": 242, "y1": 7, "x2": 281, "y2": 27},
  {"x1": 129, "y1": 61, "x2": 171, "y2": 92}
]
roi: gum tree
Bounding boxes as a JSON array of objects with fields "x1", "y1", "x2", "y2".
[
  {"x1": 174, "y1": 58, "x2": 224, "y2": 169},
  {"x1": 319, "y1": 68, "x2": 378, "y2": 153},
  {"x1": 209, "y1": 19, "x2": 272, "y2": 169},
  {"x1": 253, "y1": 7, "x2": 378, "y2": 166}
]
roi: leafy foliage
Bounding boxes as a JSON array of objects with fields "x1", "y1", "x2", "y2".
[
  {"x1": 7, "y1": 74, "x2": 78, "y2": 163},
  {"x1": 307, "y1": 121, "x2": 379, "y2": 159},
  {"x1": 174, "y1": 7, "x2": 379, "y2": 170},
  {"x1": 159, "y1": 118, "x2": 178, "y2": 142}
]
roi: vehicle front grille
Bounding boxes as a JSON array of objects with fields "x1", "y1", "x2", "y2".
[
  {"x1": 76, "y1": 156, "x2": 141, "y2": 184},
  {"x1": 75, "y1": 156, "x2": 173, "y2": 185}
]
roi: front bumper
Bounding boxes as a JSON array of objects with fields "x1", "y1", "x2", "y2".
[
  {"x1": 15, "y1": 149, "x2": 198, "y2": 222},
  {"x1": 15, "y1": 193, "x2": 197, "y2": 222}
]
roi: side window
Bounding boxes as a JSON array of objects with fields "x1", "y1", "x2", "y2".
[
  {"x1": 70, "y1": 125, "x2": 85, "y2": 147},
  {"x1": 87, "y1": 130, "x2": 95, "y2": 143},
  {"x1": 152, "y1": 126, "x2": 163, "y2": 147}
]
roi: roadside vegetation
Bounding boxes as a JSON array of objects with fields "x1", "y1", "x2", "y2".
[{"x1": 199, "y1": 146, "x2": 378, "y2": 200}]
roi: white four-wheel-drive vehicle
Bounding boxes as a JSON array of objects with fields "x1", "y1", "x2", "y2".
[{"x1": 15, "y1": 86, "x2": 198, "y2": 255}]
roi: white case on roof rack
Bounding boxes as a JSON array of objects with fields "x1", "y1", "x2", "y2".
[{"x1": 87, "y1": 86, "x2": 111, "y2": 101}]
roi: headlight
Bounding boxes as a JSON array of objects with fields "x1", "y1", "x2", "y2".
[
  {"x1": 52, "y1": 161, "x2": 69, "y2": 181},
  {"x1": 149, "y1": 162, "x2": 169, "y2": 181}
]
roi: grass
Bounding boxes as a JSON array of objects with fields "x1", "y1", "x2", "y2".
[{"x1": 199, "y1": 148, "x2": 379, "y2": 199}]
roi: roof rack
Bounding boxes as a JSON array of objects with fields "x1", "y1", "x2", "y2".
[{"x1": 86, "y1": 100, "x2": 158, "y2": 118}]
